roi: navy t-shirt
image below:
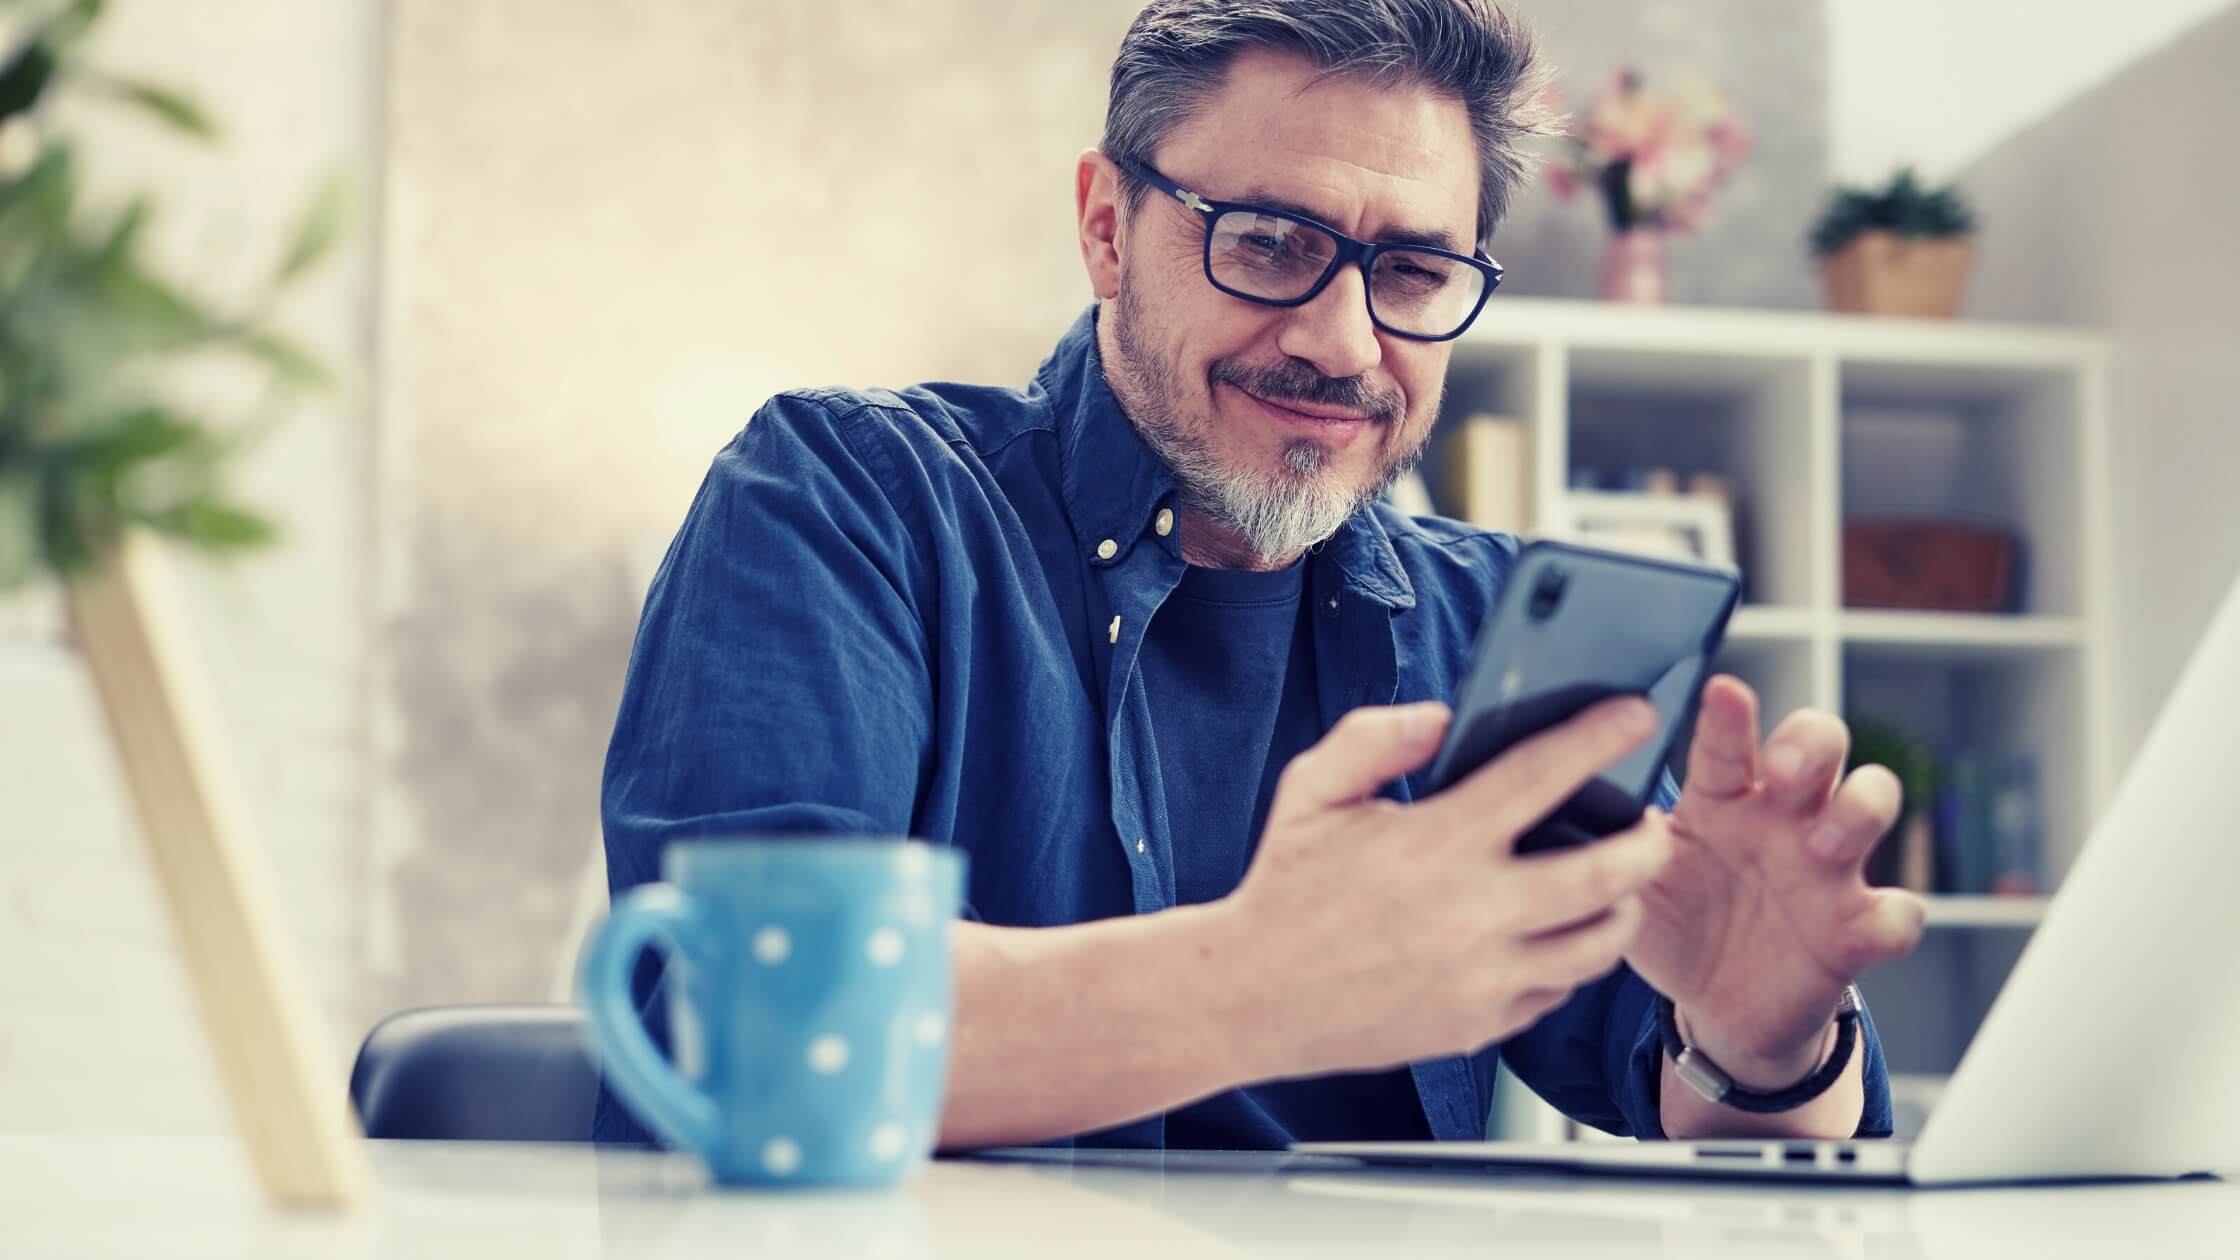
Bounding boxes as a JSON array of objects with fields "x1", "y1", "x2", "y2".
[{"x1": 1135, "y1": 560, "x2": 1431, "y2": 1148}]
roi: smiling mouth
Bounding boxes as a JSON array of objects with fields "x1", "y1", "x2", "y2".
[{"x1": 1234, "y1": 386, "x2": 1379, "y2": 427}]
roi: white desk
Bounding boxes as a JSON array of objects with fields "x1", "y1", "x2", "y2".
[{"x1": 3, "y1": 1136, "x2": 2232, "y2": 1259}]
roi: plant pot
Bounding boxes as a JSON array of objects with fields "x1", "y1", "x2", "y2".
[
  {"x1": 1818, "y1": 229, "x2": 1973, "y2": 318},
  {"x1": 1601, "y1": 228, "x2": 1669, "y2": 304}
]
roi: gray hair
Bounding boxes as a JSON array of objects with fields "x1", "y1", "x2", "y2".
[{"x1": 1101, "y1": 0, "x2": 1559, "y2": 251}]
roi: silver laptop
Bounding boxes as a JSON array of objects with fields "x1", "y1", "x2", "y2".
[{"x1": 1300, "y1": 573, "x2": 2240, "y2": 1186}]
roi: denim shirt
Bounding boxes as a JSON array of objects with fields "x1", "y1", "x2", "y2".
[{"x1": 595, "y1": 305, "x2": 1893, "y2": 1147}]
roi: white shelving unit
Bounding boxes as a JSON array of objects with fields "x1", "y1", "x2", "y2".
[{"x1": 1442, "y1": 299, "x2": 2114, "y2": 1143}]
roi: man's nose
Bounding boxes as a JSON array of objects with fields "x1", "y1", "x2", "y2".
[{"x1": 1273, "y1": 262, "x2": 1383, "y2": 384}]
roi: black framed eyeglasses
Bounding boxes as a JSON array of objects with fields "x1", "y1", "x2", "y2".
[{"x1": 1115, "y1": 155, "x2": 1503, "y2": 342}]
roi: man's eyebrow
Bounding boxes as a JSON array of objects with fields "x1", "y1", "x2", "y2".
[{"x1": 1232, "y1": 186, "x2": 1462, "y2": 252}]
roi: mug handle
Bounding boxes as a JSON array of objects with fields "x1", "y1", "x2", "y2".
[{"x1": 577, "y1": 882, "x2": 721, "y2": 1154}]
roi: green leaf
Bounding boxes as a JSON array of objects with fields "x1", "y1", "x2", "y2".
[
  {"x1": 271, "y1": 169, "x2": 349, "y2": 286},
  {"x1": 0, "y1": 36, "x2": 57, "y2": 122},
  {"x1": 0, "y1": 142, "x2": 75, "y2": 233},
  {"x1": 93, "y1": 253, "x2": 223, "y2": 351},
  {"x1": 78, "y1": 404, "x2": 205, "y2": 473},
  {"x1": 42, "y1": 0, "x2": 108, "y2": 55},
  {"x1": 236, "y1": 329, "x2": 332, "y2": 390},
  {"x1": 151, "y1": 496, "x2": 274, "y2": 550},
  {"x1": 89, "y1": 195, "x2": 146, "y2": 269},
  {"x1": 81, "y1": 72, "x2": 218, "y2": 142},
  {"x1": 0, "y1": 466, "x2": 36, "y2": 591}
]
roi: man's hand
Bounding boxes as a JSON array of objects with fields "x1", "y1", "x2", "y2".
[
  {"x1": 1214, "y1": 695, "x2": 1674, "y2": 1081},
  {"x1": 1628, "y1": 675, "x2": 1928, "y2": 1091}
]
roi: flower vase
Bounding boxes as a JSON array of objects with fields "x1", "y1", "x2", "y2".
[{"x1": 1601, "y1": 227, "x2": 1669, "y2": 304}]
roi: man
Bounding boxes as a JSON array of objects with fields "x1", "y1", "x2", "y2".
[{"x1": 597, "y1": 0, "x2": 1925, "y2": 1151}]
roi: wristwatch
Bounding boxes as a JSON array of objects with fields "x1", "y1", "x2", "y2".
[{"x1": 1656, "y1": 984, "x2": 1863, "y2": 1114}]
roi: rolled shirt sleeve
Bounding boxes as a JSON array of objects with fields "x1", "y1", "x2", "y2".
[
  {"x1": 601, "y1": 392, "x2": 936, "y2": 889},
  {"x1": 593, "y1": 394, "x2": 937, "y2": 1145}
]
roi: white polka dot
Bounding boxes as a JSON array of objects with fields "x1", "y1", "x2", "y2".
[
  {"x1": 753, "y1": 926, "x2": 791, "y2": 965},
  {"x1": 866, "y1": 927, "x2": 906, "y2": 966},
  {"x1": 897, "y1": 846, "x2": 931, "y2": 877},
  {"x1": 914, "y1": 1011, "x2": 946, "y2": 1047},
  {"x1": 762, "y1": 1137, "x2": 802, "y2": 1176},
  {"x1": 807, "y1": 1034, "x2": 850, "y2": 1074},
  {"x1": 869, "y1": 1122, "x2": 908, "y2": 1161}
]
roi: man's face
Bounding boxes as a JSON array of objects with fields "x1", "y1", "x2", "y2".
[{"x1": 1096, "y1": 48, "x2": 1480, "y2": 564}]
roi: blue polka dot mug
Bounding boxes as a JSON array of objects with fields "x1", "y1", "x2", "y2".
[{"x1": 578, "y1": 837, "x2": 967, "y2": 1187}]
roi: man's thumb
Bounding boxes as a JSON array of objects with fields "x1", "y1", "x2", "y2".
[{"x1": 1269, "y1": 701, "x2": 1451, "y2": 823}]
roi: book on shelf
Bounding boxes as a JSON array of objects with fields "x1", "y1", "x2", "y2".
[
  {"x1": 1432, "y1": 413, "x2": 1532, "y2": 534},
  {"x1": 1934, "y1": 750, "x2": 2043, "y2": 895}
]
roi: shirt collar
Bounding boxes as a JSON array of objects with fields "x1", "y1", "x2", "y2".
[{"x1": 1036, "y1": 304, "x2": 1416, "y2": 611}]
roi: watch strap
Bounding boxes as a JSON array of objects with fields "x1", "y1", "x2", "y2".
[{"x1": 1656, "y1": 984, "x2": 1862, "y2": 1114}]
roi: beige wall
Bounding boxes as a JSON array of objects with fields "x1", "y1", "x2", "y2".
[
  {"x1": 1958, "y1": 3, "x2": 2240, "y2": 764},
  {"x1": 370, "y1": 0, "x2": 1838, "y2": 1015}
]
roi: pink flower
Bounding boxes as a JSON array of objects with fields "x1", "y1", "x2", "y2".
[{"x1": 1549, "y1": 65, "x2": 1752, "y2": 234}]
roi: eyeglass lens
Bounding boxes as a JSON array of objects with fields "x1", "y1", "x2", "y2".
[{"x1": 1206, "y1": 209, "x2": 1486, "y2": 337}]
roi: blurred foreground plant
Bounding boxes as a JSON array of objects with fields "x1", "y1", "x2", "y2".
[{"x1": 0, "y1": 0, "x2": 349, "y2": 591}]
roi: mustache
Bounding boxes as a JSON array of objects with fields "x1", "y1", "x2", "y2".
[{"x1": 1207, "y1": 357, "x2": 1404, "y2": 425}]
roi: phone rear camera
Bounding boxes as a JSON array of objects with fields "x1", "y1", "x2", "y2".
[{"x1": 1528, "y1": 567, "x2": 1567, "y2": 620}]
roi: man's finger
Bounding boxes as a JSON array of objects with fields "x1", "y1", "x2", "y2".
[
  {"x1": 1519, "y1": 892, "x2": 1645, "y2": 990},
  {"x1": 1836, "y1": 888, "x2": 1929, "y2": 971},
  {"x1": 1421, "y1": 695, "x2": 1657, "y2": 848},
  {"x1": 1804, "y1": 764, "x2": 1905, "y2": 867},
  {"x1": 1508, "y1": 806, "x2": 1675, "y2": 933},
  {"x1": 1759, "y1": 709, "x2": 1850, "y2": 814},
  {"x1": 1680, "y1": 674, "x2": 1759, "y2": 801},
  {"x1": 1268, "y1": 701, "x2": 1451, "y2": 826}
]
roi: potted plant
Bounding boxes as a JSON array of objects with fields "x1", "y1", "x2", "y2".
[
  {"x1": 1847, "y1": 718, "x2": 1943, "y2": 893},
  {"x1": 2, "y1": 0, "x2": 361, "y2": 1207},
  {"x1": 1808, "y1": 167, "x2": 1978, "y2": 318},
  {"x1": 1541, "y1": 67, "x2": 1753, "y2": 304}
]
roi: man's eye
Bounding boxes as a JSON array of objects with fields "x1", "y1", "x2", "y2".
[{"x1": 1384, "y1": 258, "x2": 1453, "y2": 288}]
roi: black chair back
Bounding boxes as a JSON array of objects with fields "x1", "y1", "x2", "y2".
[{"x1": 350, "y1": 1004, "x2": 598, "y2": 1142}]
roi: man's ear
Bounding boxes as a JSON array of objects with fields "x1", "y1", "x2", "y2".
[{"x1": 1076, "y1": 148, "x2": 1126, "y2": 301}]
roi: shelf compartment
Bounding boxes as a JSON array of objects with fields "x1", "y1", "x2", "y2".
[
  {"x1": 1839, "y1": 359, "x2": 2085, "y2": 618},
  {"x1": 1564, "y1": 347, "x2": 1817, "y2": 609},
  {"x1": 1843, "y1": 645, "x2": 2085, "y2": 896}
]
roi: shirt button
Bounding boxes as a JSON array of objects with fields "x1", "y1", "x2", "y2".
[
  {"x1": 1136, "y1": 837, "x2": 1147, "y2": 854},
  {"x1": 1097, "y1": 538, "x2": 1118, "y2": 561},
  {"x1": 1154, "y1": 508, "x2": 1174, "y2": 537},
  {"x1": 1323, "y1": 594, "x2": 1340, "y2": 618}
]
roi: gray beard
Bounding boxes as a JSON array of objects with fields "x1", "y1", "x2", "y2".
[{"x1": 1107, "y1": 289, "x2": 1419, "y2": 564}]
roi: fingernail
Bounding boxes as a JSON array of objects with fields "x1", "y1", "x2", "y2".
[
  {"x1": 1767, "y1": 744, "x2": 1802, "y2": 779},
  {"x1": 1807, "y1": 823, "x2": 1843, "y2": 859}
]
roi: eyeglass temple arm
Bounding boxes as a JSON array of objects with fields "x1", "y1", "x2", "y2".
[{"x1": 1114, "y1": 155, "x2": 1215, "y2": 216}]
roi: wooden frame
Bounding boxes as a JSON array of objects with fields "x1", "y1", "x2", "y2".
[{"x1": 63, "y1": 535, "x2": 366, "y2": 1209}]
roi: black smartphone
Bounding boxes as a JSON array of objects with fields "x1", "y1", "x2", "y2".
[{"x1": 1424, "y1": 539, "x2": 1742, "y2": 854}]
